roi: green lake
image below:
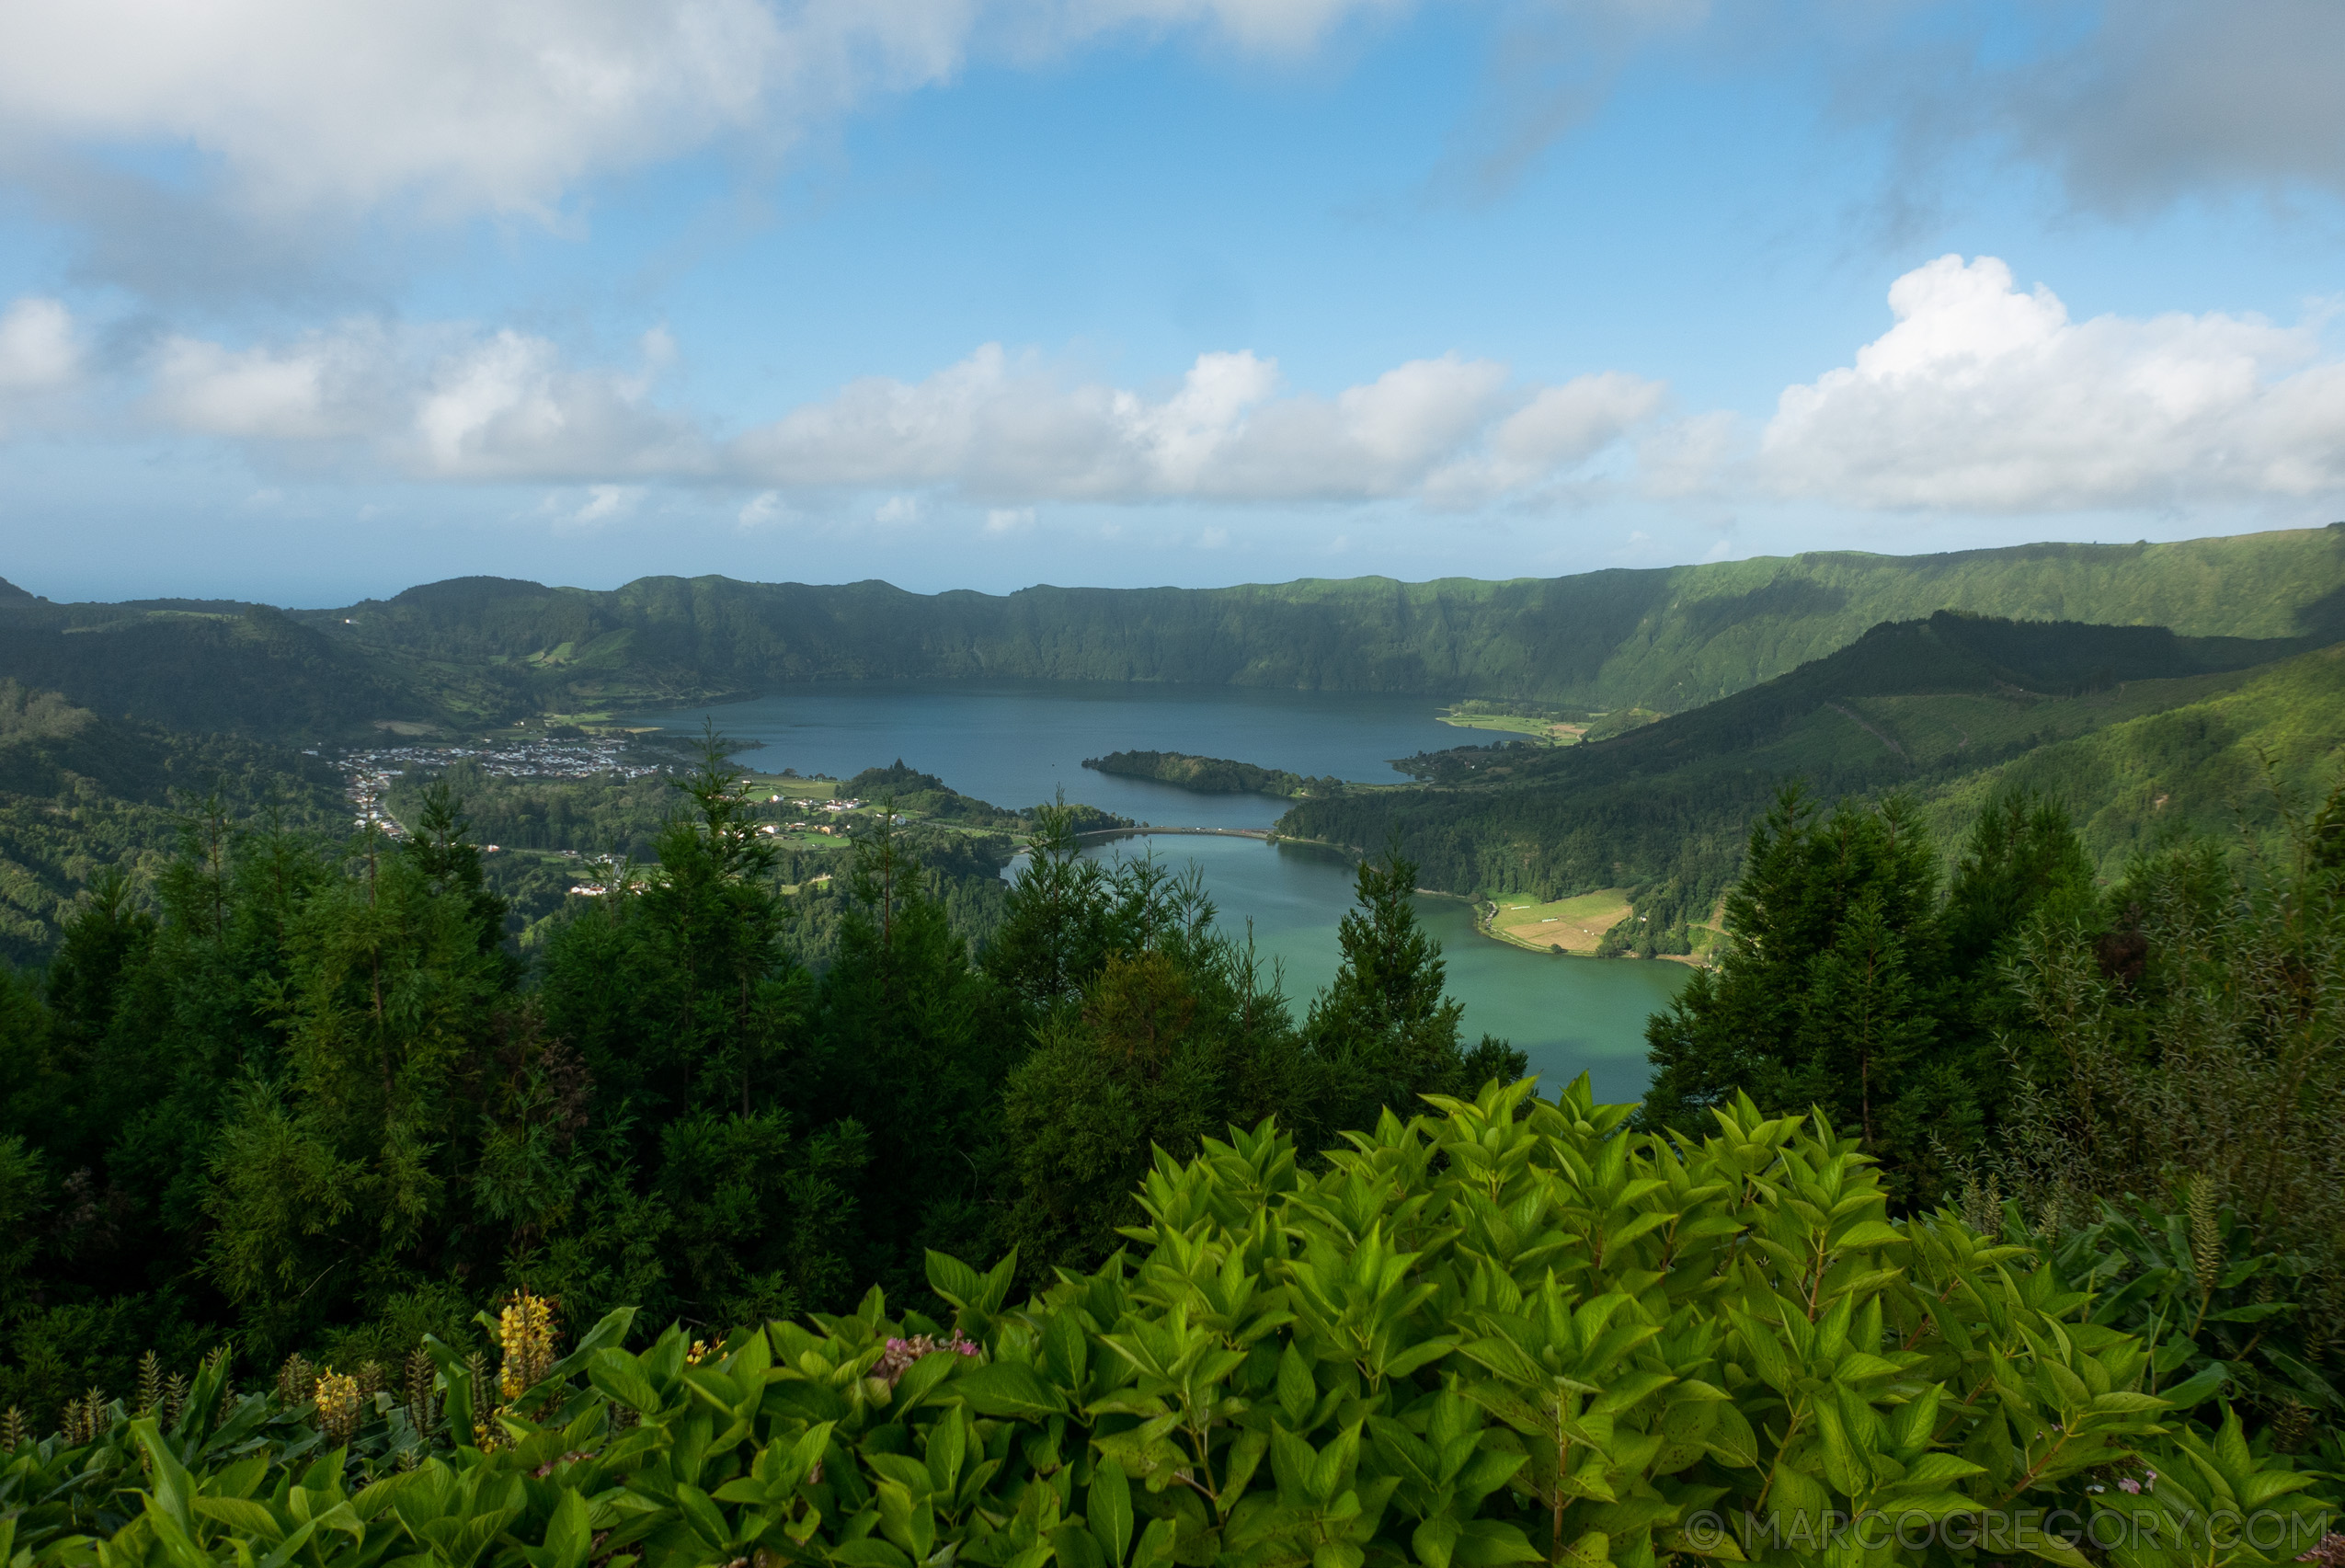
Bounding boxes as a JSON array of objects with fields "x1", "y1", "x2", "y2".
[
  {"x1": 1075, "y1": 833, "x2": 1687, "y2": 1104},
  {"x1": 643, "y1": 681, "x2": 1692, "y2": 1102}
]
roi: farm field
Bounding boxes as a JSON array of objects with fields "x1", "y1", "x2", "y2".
[
  {"x1": 1436, "y1": 708, "x2": 1585, "y2": 744},
  {"x1": 1488, "y1": 888, "x2": 1633, "y2": 954}
]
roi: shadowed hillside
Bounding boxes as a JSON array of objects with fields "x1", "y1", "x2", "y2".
[
  {"x1": 1275, "y1": 612, "x2": 2338, "y2": 948},
  {"x1": 0, "y1": 680, "x2": 344, "y2": 960},
  {"x1": 0, "y1": 591, "x2": 441, "y2": 740}
]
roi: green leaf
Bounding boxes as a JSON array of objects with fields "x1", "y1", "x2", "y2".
[
  {"x1": 589, "y1": 1349, "x2": 665, "y2": 1413},
  {"x1": 928, "y1": 1251, "x2": 988, "y2": 1308},
  {"x1": 1088, "y1": 1460, "x2": 1133, "y2": 1565},
  {"x1": 1705, "y1": 1402, "x2": 1758, "y2": 1469},
  {"x1": 1831, "y1": 1220, "x2": 1906, "y2": 1251},
  {"x1": 1451, "y1": 1519, "x2": 1547, "y2": 1566},
  {"x1": 2157, "y1": 1362, "x2": 2228, "y2": 1410},
  {"x1": 1277, "y1": 1343, "x2": 1315, "y2": 1429},
  {"x1": 675, "y1": 1483, "x2": 735, "y2": 1551},
  {"x1": 959, "y1": 1360, "x2": 1070, "y2": 1420},
  {"x1": 542, "y1": 1489, "x2": 592, "y2": 1568},
  {"x1": 1131, "y1": 1518, "x2": 1177, "y2": 1568}
]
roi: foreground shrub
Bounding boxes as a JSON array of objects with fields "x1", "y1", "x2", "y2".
[{"x1": 3, "y1": 1079, "x2": 2334, "y2": 1568}]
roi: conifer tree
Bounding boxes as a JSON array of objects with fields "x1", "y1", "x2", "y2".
[{"x1": 1306, "y1": 849, "x2": 1516, "y2": 1130}]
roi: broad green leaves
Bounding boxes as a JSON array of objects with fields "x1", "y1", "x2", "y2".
[{"x1": 10, "y1": 1078, "x2": 2331, "y2": 1568}]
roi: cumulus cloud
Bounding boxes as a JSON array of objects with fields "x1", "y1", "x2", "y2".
[
  {"x1": 1757, "y1": 254, "x2": 2345, "y2": 510},
  {"x1": 0, "y1": 297, "x2": 80, "y2": 392},
  {"x1": 146, "y1": 319, "x2": 704, "y2": 479},
  {"x1": 1424, "y1": 372, "x2": 1668, "y2": 502},
  {"x1": 150, "y1": 324, "x2": 394, "y2": 440},
  {"x1": 733, "y1": 345, "x2": 1653, "y2": 502},
  {"x1": 0, "y1": 0, "x2": 1403, "y2": 219},
  {"x1": 94, "y1": 258, "x2": 2345, "y2": 521},
  {"x1": 122, "y1": 317, "x2": 1664, "y2": 505}
]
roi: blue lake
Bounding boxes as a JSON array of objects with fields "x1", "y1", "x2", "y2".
[{"x1": 635, "y1": 681, "x2": 1687, "y2": 1103}]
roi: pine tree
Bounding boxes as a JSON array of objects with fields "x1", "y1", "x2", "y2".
[
  {"x1": 1307, "y1": 849, "x2": 1479, "y2": 1130},
  {"x1": 981, "y1": 796, "x2": 1110, "y2": 1023}
]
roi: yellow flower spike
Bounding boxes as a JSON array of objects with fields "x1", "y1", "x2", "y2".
[{"x1": 313, "y1": 1369, "x2": 361, "y2": 1448}]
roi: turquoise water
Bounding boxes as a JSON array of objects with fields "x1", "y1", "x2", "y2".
[
  {"x1": 1078, "y1": 834, "x2": 1685, "y2": 1105},
  {"x1": 639, "y1": 682, "x2": 1687, "y2": 1101}
]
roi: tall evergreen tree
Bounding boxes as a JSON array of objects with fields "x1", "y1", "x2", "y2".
[
  {"x1": 1643, "y1": 787, "x2": 1949, "y2": 1196},
  {"x1": 1307, "y1": 849, "x2": 1521, "y2": 1132},
  {"x1": 805, "y1": 806, "x2": 1003, "y2": 1302},
  {"x1": 994, "y1": 854, "x2": 1320, "y2": 1279},
  {"x1": 981, "y1": 796, "x2": 1112, "y2": 1025}
]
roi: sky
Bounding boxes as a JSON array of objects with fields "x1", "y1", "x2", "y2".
[{"x1": 0, "y1": 0, "x2": 2341, "y2": 607}]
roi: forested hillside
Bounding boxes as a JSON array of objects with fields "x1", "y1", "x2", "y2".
[
  {"x1": 0, "y1": 681, "x2": 343, "y2": 962},
  {"x1": 0, "y1": 595, "x2": 432, "y2": 739},
  {"x1": 306, "y1": 525, "x2": 2345, "y2": 716},
  {"x1": 1276, "y1": 612, "x2": 2344, "y2": 949},
  {"x1": 9, "y1": 525, "x2": 2342, "y2": 742}
]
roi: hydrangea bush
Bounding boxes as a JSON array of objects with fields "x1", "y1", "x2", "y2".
[{"x1": 3, "y1": 1078, "x2": 2333, "y2": 1568}]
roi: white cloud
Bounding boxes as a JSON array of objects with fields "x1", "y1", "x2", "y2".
[
  {"x1": 0, "y1": 297, "x2": 80, "y2": 392},
  {"x1": 1757, "y1": 254, "x2": 2345, "y2": 510},
  {"x1": 150, "y1": 325, "x2": 390, "y2": 439},
  {"x1": 540, "y1": 484, "x2": 644, "y2": 535},
  {"x1": 103, "y1": 258, "x2": 2345, "y2": 522},
  {"x1": 733, "y1": 345, "x2": 1645, "y2": 502},
  {"x1": 145, "y1": 318, "x2": 704, "y2": 479},
  {"x1": 116, "y1": 312, "x2": 1667, "y2": 507},
  {"x1": 0, "y1": 0, "x2": 1404, "y2": 219},
  {"x1": 984, "y1": 507, "x2": 1035, "y2": 534},
  {"x1": 413, "y1": 330, "x2": 702, "y2": 479},
  {"x1": 575, "y1": 485, "x2": 636, "y2": 524},
  {"x1": 1423, "y1": 371, "x2": 1667, "y2": 502}
]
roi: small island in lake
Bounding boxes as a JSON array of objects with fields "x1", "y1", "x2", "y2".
[{"x1": 1083, "y1": 749, "x2": 1344, "y2": 798}]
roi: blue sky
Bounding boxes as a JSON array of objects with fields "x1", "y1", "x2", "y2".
[{"x1": 0, "y1": 0, "x2": 2339, "y2": 606}]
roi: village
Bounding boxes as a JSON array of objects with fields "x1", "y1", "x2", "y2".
[{"x1": 323, "y1": 735, "x2": 670, "y2": 841}]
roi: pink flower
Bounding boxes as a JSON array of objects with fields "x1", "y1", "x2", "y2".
[
  {"x1": 874, "y1": 1333, "x2": 982, "y2": 1388},
  {"x1": 2117, "y1": 1479, "x2": 2141, "y2": 1494}
]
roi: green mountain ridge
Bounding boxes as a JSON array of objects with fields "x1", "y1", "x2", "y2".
[
  {"x1": 10, "y1": 525, "x2": 2343, "y2": 742},
  {"x1": 316, "y1": 525, "x2": 2345, "y2": 717}
]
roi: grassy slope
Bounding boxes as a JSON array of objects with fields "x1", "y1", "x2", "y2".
[{"x1": 1914, "y1": 641, "x2": 2345, "y2": 872}]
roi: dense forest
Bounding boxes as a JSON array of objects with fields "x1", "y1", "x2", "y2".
[
  {"x1": 0, "y1": 745, "x2": 1521, "y2": 1421},
  {"x1": 2, "y1": 750, "x2": 2340, "y2": 1568}
]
